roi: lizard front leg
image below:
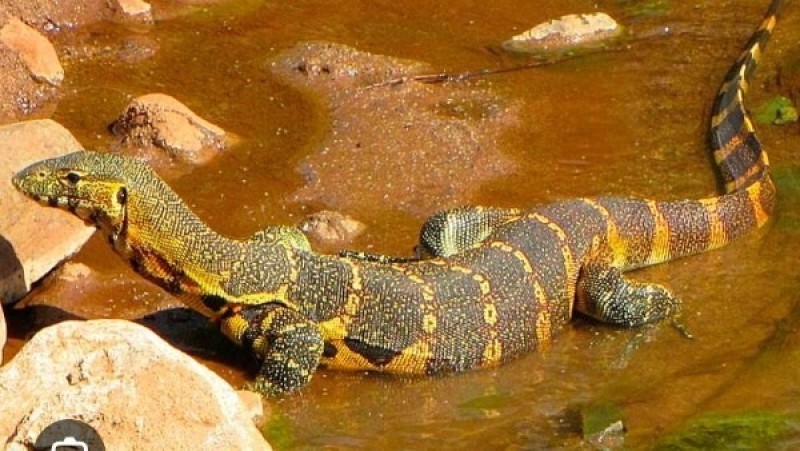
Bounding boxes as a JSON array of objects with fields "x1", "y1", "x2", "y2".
[
  {"x1": 220, "y1": 303, "x2": 324, "y2": 396},
  {"x1": 417, "y1": 206, "x2": 522, "y2": 257},
  {"x1": 339, "y1": 206, "x2": 522, "y2": 263}
]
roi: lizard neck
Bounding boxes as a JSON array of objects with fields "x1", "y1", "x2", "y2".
[{"x1": 112, "y1": 177, "x2": 246, "y2": 310}]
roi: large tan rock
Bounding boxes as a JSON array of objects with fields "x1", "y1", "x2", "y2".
[
  {"x1": 0, "y1": 320, "x2": 270, "y2": 450},
  {"x1": 0, "y1": 18, "x2": 63, "y2": 86},
  {"x1": 0, "y1": 120, "x2": 95, "y2": 304}
]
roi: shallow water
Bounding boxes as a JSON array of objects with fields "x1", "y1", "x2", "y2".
[{"x1": 7, "y1": 0, "x2": 800, "y2": 448}]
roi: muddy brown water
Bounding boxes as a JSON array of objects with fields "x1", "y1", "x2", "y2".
[{"x1": 5, "y1": 0, "x2": 800, "y2": 448}]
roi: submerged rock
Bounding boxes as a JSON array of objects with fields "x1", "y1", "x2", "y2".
[
  {"x1": 654, "y1": 411, "x2": 800, "y2": 449},
  {"x1": 0, "y1": 120, "x2": 95, "y2": 305},
  {"x1": 111, "y1": 93, "x2": 228, "y2": 165},
  {"x1": 580, "y1": 402, "x2": 626, "y2": 448},
  {"x1": 272, "y1": 41, "x2": 518, "y2": 218},
  {"x1": 0, "y1": 320, "x2": 270, "y2": 450},
  {"x1": 503, "y1": 12, "x2": 622, "y2": 53},
  {"x1": 300, "y1": 210, "x2": 366, "y2": 246}
]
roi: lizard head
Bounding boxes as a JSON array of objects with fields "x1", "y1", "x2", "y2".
[{"x1": 12, "y1": 151, "x2": 132, "y2": 229}]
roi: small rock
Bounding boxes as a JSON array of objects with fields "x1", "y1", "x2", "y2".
[
  {"x1": 57, "y1": 261, "x2": 93, "y2": 282},
  {"x1": 503, "y1": 12, "x2": 622, "y2": 53},
  {"x1": 585, "y1": 420, "x2": 625, "y2": 449},
  {"x1": 0, "y1": 120, "x2": 95, "y2": 305},
  {"x1": 0, "y1": 320, "x2": 270, "y2": 450},
  {"x1": 113, "y1": 0, "x2": 153, "y2": 19},
  {"x1": 581, "y1": 402, "x2": 626, "y2": 448},
  {"x1": 300, "y1": 210, "x2": 366, "y2": 245},
  {"x1": 111, "y1": 93, "x2": 227, "y2": 165},
  {"x1": 237, "y1": 390, "x2": 266, "y2": 427},
  {"x1": 0, "y1": 18, "x2": 64, "y2": 86}
]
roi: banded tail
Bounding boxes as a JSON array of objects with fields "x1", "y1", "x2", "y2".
[
  {"x1": 602, "y1": 0, "x2": 782, "y2": 271},
  {"x1": 710, "y1": 0, "x2": 782, "y2": 193}
]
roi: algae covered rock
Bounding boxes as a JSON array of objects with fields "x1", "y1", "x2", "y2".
[
  {"x1": 655, "y1": 411, "x2": 800, "y2": 450},
  {"x1": 755, "y1": 96, "x2": 798, "y2": 125}
]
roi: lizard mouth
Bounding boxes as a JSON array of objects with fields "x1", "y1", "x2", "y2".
[
  {"x1": 12, "y1": 167, "x2": 85, "y2": 209},
  {"x1": 37, "y1": 194, "x2": 74, "y2": 208},
  {"x1": 24, "y1": 190, "x2": 94, "y2": 216}
]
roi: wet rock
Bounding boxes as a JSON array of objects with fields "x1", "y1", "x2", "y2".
[
  {"x1": 0, "y1": 120, "x2": 95, "y2": 305},
  {"x1": 0, "y1": 18, "x2": 63, "y2": 86},
  {"x1": 1, "y1": 0, "x2": 150, "y2": 31},
  {"x1": 272, "y1": 41, "x2": 518, "y2": 218},
  {"x1": 0, "y1": 14, "x2": 61, "y2": 120},
  {"x1": 300, "y1": 210, "x2": 366, "y2": 245},
  {"x1": 111, "y1": 93, "x2": 227, "y2": 165},
  {"x1": 0, "y1": 320, "x2": 270, "y2": 450},
  {"x1": 503, "y1": 12, "x2": 622, "y2": 53},
  {"x1": 580, "y1": 402, "x2": 626, "y2": 448}
]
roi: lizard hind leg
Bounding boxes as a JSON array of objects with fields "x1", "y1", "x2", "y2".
[
  {"x1": 575, "y1": 260, "x2": 683, "y2": 329},
  {"x1": 220, "y1": 303, "x2": 324, "y2": 396}
]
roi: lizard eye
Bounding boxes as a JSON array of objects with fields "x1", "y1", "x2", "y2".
[{"x1": 65, "y1": 171, "x2": 81, "y2": 184}]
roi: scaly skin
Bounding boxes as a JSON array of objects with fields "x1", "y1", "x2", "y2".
[{"x1": 12, "y1": 0, "x2": 781, "y2": 396}]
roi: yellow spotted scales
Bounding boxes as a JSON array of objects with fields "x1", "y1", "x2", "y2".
[{"x1": 12, "y1": 0, "x2": 783, "y2": 395}]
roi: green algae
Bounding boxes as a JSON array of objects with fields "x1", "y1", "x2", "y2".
[
  {"x1": 655, "y1": 411, "x2": 800, "y2": 450},
  {"x1": 755, "y1": 96, "x2": 798, "y2": 125}
]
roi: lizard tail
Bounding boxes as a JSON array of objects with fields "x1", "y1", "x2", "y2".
[
  {"x1": 709, "y1": 0, "x2": 782, "y2": 193},
  {"x1": 601, "y1": 0, "x2": 782, "y2": 270}
]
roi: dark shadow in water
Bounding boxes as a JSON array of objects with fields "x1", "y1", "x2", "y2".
[
  {"x1": 1, "y1": 233, "x2": 26, "y2": 362},
  {"x1": 6, "y1": 305, "x2": 84, "y2": 341},
  {"x1": 5, "y1": 303, "x2": 251, "y2": 372},
  {"x1": 135, "y1": 307, "x2": 251, "y2": 369}
]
